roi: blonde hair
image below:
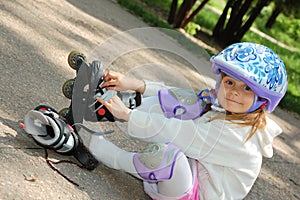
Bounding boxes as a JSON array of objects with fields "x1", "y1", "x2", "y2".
[{"x1": 208, "y1": 109, "x2": 267, "y2": 142}]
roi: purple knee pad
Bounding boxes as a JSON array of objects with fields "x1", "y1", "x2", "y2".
[{"x1": 133, "y1": 143, "x2": 182, "y2": 182}]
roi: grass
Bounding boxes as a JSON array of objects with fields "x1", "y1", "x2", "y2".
[
  {"x1": 117, "y1": 0, "x2": 171, "y2": 28},
  {"x1": 117, "y1": 0, "x2": 300, "y2": 115}
]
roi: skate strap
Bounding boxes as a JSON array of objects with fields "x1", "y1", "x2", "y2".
[
  {"x1": 93, "y1": 89, "x2": 117, "y2": 101},
  {"x1": 89, "y1": 90, "x2": 117, "y2": 112},
  {"x1": 72, "y1": 123, "x2": 114, "y2": 136}
]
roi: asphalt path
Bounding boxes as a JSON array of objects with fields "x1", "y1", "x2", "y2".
[{"x1": 0, "y1": 0, "x2": 299, "y2": 199}]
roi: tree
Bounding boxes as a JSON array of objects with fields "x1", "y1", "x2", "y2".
[
  {"x1": 213, "y1": 0, "x2": 271, "y2": 47},
  {"x1": 266, "y1": 0, "x2": 300, "y2": 29},
  {"x1": 168, "y1": 0, "x2": 210, "y2": 29},
  {"x1": 168, "y1": 0, "x2": 178, "y2": 24},
  {"x1": 181, "y1": 0, "x2": 209, "y2": 28},
  {"x1": 265, "y1": 2, "x2": 282, "y2": 29}
]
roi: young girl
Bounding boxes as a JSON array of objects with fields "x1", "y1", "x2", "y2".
[{"x1": 89, "y1": 42, "x2": 288, "y2": 199}]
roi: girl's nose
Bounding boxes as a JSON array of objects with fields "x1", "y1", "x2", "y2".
[{"x1": 230, "y1": 86, "x2": 240, "y2": 96}]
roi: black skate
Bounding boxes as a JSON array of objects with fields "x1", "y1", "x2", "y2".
[
  {"x1": 60, "y1": 50, "x2": 142, "y2": 124},
  {"x1": 23, "y1": 105, "x2": 99, "y2": 170}
]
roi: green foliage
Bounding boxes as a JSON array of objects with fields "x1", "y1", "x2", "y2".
[
  {"x1": 207, "y1": 0, "x2": 226, "y2": 10},
  {"x1": 280, "y1": 91, "x2": 300, "y2": 115},
  {"x1": 141, "y1": 0, "x2": 171, "y2": 10},
  {"x1": 254, "y1": 7, "x2": 300, "y2": 46},
  {"x1": 185, "y1": 22, "x2": 201, "y2": 35},
  {"x1": 117, "y1": 0, "x2": 172, "y2": 28},
  {"x1": 276, "y1": 17, "x2": 300, "y2": 42},
  {"x1": 195, "y1": 8, "x2": 219, "y2": 31}
]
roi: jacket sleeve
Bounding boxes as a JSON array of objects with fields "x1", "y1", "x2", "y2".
[
  {"x1": 256, "y1": 116, "x2": 282, "y2": 158},
  {"x1": 127, "y1": 107, "x2": 226, "y2": 160},
  {"x1": 127, "y1": 108, "x2": 196, "y2": 144}
]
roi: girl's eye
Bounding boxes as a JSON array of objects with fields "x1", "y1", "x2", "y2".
[
  {"x1": 225, "y1": 80, "x2": 233, "y2": 85},
  {"x1": 245, "y1": 86, "x2": 252, "y2": 91}
]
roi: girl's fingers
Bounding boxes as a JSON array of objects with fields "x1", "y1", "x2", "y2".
[
  {"x1": 102, "y1": 79, "x2": 118, "y2": 87},
  {"x1": 103, "y1": 69, "x2": 111, "y2": 80},
  {"x1": 97, "y1": 96, "x2": 113, "y2": 107},
  {"x1": 104, "y1": 70, "x2": 118, "y2": 81},
  {"x1": 96, "y1": 97, "x2": 108, "y2": 107}
]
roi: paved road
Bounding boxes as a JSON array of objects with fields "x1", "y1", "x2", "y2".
[{"x1": 0, "y1": 0, "x2": 299, "y2": 199}]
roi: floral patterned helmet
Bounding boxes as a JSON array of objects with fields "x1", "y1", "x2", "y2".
[{"x1": 210, "y1": 42, "x2": 288, "y2": 113}]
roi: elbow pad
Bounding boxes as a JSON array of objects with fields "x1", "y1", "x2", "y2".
[{"x1": 158, "y1": 88, "x2": 209, "y2": 120}]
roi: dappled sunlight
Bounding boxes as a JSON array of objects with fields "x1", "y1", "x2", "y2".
[
  {"x1": 273, "y1": 138, "x2": 300, "y2": 163},
  {"x1": 1, "y1": 0, "x2": 214, "y2": 87},
  {"x1": 267, "y1": 110, "x2": 300, "y2": 165},
  {"x1": 0, "y1": 0, "x2": 123, "y2": 76},
  {"x1": 0, "y1": 0, "x2": 299, "y2": 199},
  {"x1": 104, "y1": 46, "x2": 214, "y2": 90},
  {"x1": 0, "y1": 121, "x2": 18, "y2": 138},
  {"x1": 0, "y1": 0, "x2": 132, "y2": 117},
  {"x1": 0, "y1": 0, "x2": 217, "y2": 121},
  {"x1": 87, "y1": 26, "x2": 214, "y2": 91},
  {"x1": 269, "y1": 110, "x2": 299, "y2": 137},
  {"x1": 259, "y1": 167, "x2": 287, "y2": 190}
]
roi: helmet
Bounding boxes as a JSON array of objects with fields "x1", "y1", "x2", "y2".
[{"x1": 210, "y1": 42, "x2": 288, "y2": 113}]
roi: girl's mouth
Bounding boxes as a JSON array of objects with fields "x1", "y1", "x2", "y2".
[{"x1": 226, "y1": 98, "x2": 242, "y2": 105}]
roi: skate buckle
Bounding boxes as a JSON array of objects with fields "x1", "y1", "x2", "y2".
[{"x1": 88, "y1": 90, "x2": 117, "y2": 113}]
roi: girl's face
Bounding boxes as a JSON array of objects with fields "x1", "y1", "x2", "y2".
[{"x1": 217, "y1": 75, "x2": 255, "y2": 113}]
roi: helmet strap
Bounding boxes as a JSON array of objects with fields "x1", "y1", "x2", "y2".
[{"x1": 246, "y1": 96, "x2": 267, "y2": 113}]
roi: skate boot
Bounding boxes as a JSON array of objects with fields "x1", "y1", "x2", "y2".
[
  {"x1": 23, "y1": 105, "x2": 99, "y2": 170},
  {"x1": 60, "y1": 50, "x2": 142, "y2": 124}
]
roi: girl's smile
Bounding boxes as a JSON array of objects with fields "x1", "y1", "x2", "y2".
[
  {"x1": 217, "y1": 75, "x2": 255, "y2": 113},
  {"x1": 225, "y1": 98, "x2": 242, "y2": 105}
]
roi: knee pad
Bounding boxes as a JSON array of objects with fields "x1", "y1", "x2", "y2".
[
  {"x1": 133, "y1": 143, "x2": 182, "y2": 182},
  {"x1": 24, "y1": 106, "x2": 79, "y2": 155}
]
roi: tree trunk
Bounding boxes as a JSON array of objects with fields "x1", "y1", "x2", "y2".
[
  {"x1": 225, "y1": 0, "x2": 252, "y2": 35},
  {"x1": 173, "y1": 0, "x2": 197, "y2": 28},
  {"x1": 168, "y1": 0, "x2": 178, "y2": 24},
  {"x1": 213, "y1": 0, "x2": 234, "y2": 39},
  {"x1": 224, "y1": 0, "x2": 242, "y2": 34},
  {"x1": 265, "y1": 5, "x2": 282, "y2": 29},
  {"x1": 213, "y1": 0, "x2": 271, "y2": 47},
  {"x1": 181, "y1": 0, "x2": 210, "y2": 29},
  {"x1": 234, "y1": 0, "x2": 271, "y2": 43}
]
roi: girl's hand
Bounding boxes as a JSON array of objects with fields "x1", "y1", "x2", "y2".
[
  {"x1": 97, "y1": 95, "x2": 132, "y2": 121},
  {"x1": 101, "y1": 70, "x2": 145, "y2": 94}
]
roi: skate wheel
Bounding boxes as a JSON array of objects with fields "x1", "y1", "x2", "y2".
[
  {"x1": 62, "y1": 79, "x2": 75, "y2": 99},
  {"x1": 59, "y1": 107, "x2": 70, "y2": 119},
  {"x1": 68, "y1": 50, "x2": 86, "y2": 70}
]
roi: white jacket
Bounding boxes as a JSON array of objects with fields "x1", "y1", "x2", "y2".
[{"x1": 127, "y1": 81, "x2": 282, "y2": 200}]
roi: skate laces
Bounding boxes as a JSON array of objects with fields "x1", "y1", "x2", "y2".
[{"x1": 44, "y1": 149, "x2": 86, "y2": 187}]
